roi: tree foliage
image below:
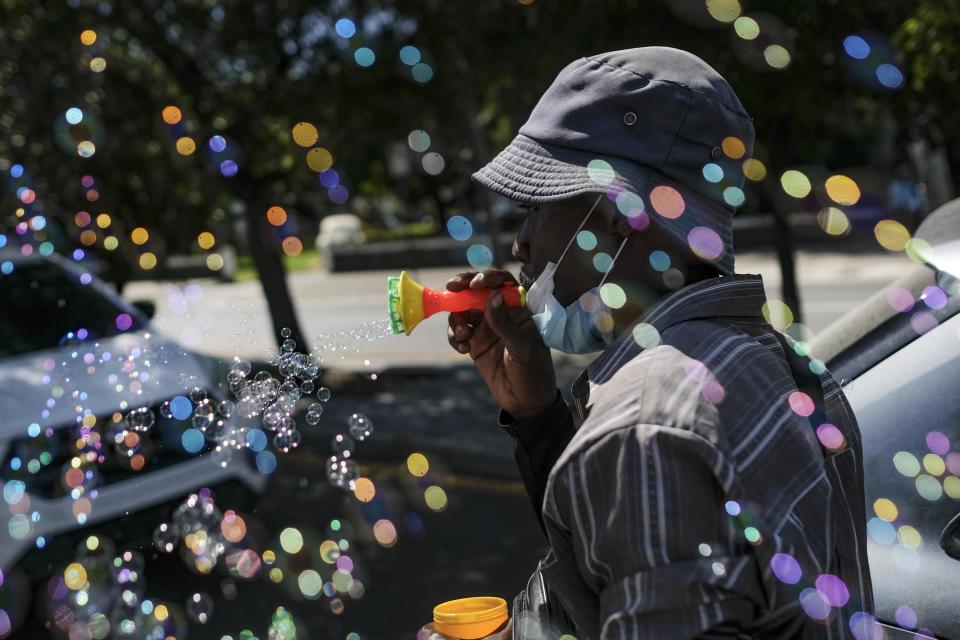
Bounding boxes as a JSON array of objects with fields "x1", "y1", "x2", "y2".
[{"x1": 0, "y1": 0, "x2": 953, "y2": 344}]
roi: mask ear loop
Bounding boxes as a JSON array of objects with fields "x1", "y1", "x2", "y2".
[
  {"x1": 555, "y1": 194, "x2": 605, "y2": 267},
  {"x1": 591, "y1": 215, "x2": 632, "y2": 340},
  {"x1": 597, "y1": 233, "x2": 630, "y2": 290}
]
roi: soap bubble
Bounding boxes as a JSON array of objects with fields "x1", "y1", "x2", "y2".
[
  {"x1": 153, "y1": 522, "x2": 177, "y2": 553},
  {"x1": 262, "y1": 404, "x2": 285, "y2": 430},
  {"x1": 159, "y1": 401, "x2": 174, "y2": 419},
  {"x1": 237, "y1": 395, "x2": 260, "y2": 419},
  {"x1": 273, "y1": 429, "x2": 302, "y2": 452},
  {"x1": 300, "y1": 380, "x2": 315, "y2": 394},
  {"x1": 211, "y1": 444, "x2": 232, "y2": 469},
  {"x1": 332, "y1": 433, "x2": 355, "y2": 456},
  {"x1": 230, "y1": 358, "x2": 251, "y2": 376},
  {"x1": 282, "y1": 339, "x2": 296, "y2": 352},
  {"x1": 279, "y1": 378, "x2": 301, "y2": 398},
  {"x1": 306, "y1": 403, "x2": 324, "y2": 425},
  {"x1": 112, "y1": 550, "x2": 146, "y2": 593},
  {"x1": 217, "y1": 400, "x2": 234, "y2": 418},
  {"x1": 189, "y1": 386, "x2": 208, "y2": 403},
  {"x1": 348, "y1": 413, "x2": 373, "y2": 441},
  {"x1": 278, "y1": 353, "x2": 299, "y2": 377},
  {"x1": 281, "y1": 327, "x2": 292, "y2": 338},
  {"x1": 192, "y1": 402, "x2": 216, "y2": 430},
  {"x1": 317, "y1": 387, "x2": 332, "y2": 402},
  {"x1": 327, "y1": 455, "x2": 359, "y2": 490},
  {"x1": 124, "y1": 407, "x2": 155, "y2": 432},
  {"x1": 186, "y1": 592, "x2": 213, "y2": 624}
]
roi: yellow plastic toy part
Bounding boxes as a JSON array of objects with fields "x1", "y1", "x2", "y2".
[
  {"x1": 433, "y1": 596, "x2": 508, "y2": 639},
  {"x1": 397, "y1": 270, "x2": 425, "y2": 335}
]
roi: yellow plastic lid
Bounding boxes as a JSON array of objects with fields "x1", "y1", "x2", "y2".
[{"x1": 433, "y1": 597, "x2": 508, "y2": 639}]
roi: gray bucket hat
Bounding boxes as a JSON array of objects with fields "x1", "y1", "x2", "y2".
[{"x1": 472, "y1": 46, "x2": 755, "y2": 276}]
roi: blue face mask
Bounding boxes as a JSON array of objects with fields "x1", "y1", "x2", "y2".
[{"x1": 525, "y1": 196, "x2": 630, "y2": 354}]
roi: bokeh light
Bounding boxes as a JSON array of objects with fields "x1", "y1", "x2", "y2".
[
  {"x1": 843, "y1": 35, "x2": 870, "y2": 59},
  {"x1": 874, "y1": 220, "x2": 910, "y2": 251},
  {"x1": 780, "y1": 170, "x2": 811, "y2": 198},
  {"x1": 742, "y1": 158, "x2": 767, "y2": 181},
  {"x1": 734, "y1": 16, "x2": 760, "y2": 40},
  {"x1": 282, "y1": 236, "x2": 303, "y2": 256},
  {"x1": 139, "y1": 252, "x2": 158, "y2": 270},
  {"x1": 407, "y1": 453, "x2": 429, "y2": 477},
  {"x1": 825, "y1": 175, "x2": 861, "y2": 205},
  {"x1": 176, "y1": 137, "x2": 197, "y2": 155},
  {"x1": 306, "y1": 147, "x2": 334, "y2": 172},
  {"x1": 649, "y1": 185, "x2": 685, "y2": 219},
  {"x1": 197, "y1": 232, "x2": 215, "y2": 250},
  {"x1": 162, "y1": 106, "x2": 182, "y2": 125},
  {"x1": 292, "y1": 122, "x2": 319, "y2": 147},
  {"x1": 131, "y1": 227, "x2": 149, "y2": 245},
  {"x1": 267, "y1": 206, "x2": 288, "y2": 226},
  {"x1": 763, "y1": 45, "x2": 791, "y2": 69},
  {"x1": 705, "y1": 0, "x2": 740, "y2": 23},
  {"x1": 817, "y1": 207, "x2": 850, "y2": 236},
  {"x1": 722, "y1": 136, "x2": 746, "y2": 159}
]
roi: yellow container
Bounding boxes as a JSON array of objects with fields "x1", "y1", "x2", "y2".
[{"x1": 433, "y1": 596, "x2": 508, "y2": 639}]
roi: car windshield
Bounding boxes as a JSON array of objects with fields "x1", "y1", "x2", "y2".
[
  {"x1": 0, "y1": 260, "x2": 142, "y2": 358},
  {"x1": 916, "y1": 200, "x2": 960, "y2": 279}
]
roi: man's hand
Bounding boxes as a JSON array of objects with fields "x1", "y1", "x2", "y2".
[{"x1": 447, "y1": 269, "x2": 556, "y2": 420}]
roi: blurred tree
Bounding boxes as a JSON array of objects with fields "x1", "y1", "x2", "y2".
[{"x1": 0, "y1": 0, "x2": 948, "y2": 346}]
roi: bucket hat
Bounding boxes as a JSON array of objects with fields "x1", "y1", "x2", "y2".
[{"x1": 472, "y1": 47, "x2": 755, "y2": 276}]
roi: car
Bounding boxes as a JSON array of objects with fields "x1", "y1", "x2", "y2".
[
  {"x1": 315, "y1": 213, "x2": 365, "y2": 252},
  {"x1": 810, "y1": 199, "x2": 960, "y2": 639},
  {"x1": 0, "y1": 250, "x2": 266, "y2": 632}
]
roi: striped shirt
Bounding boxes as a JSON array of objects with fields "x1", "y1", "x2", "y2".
[{"x1": 503, "y1": 274, "x2": 874, "y2": 639}]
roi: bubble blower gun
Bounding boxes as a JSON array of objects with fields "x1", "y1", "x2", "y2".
[{"x1": 387, "y1": 271, "x2": 527, "y2": 335}]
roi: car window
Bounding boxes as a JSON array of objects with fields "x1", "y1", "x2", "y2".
[
  {"x1": 841, "y1": 311, "x2": 960, "y2": 638},
  {"x1": 0, "y1": 260, "x2": 143, "y2": 358}
]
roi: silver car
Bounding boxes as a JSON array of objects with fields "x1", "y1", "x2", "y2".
[
  {"x1": 812, "y1": 200, "x2": 960, "y2": 639},
  {"x1": 0, "y1": 251, "x2": 265, "y2": 596}
]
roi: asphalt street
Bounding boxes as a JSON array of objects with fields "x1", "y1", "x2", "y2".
[{"x1": 13, "y1": 364, "x2": 553, "y2": 640}]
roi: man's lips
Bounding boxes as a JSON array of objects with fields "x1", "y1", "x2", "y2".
[{"x1": 517, "y1": 269, "x2": 536, "y2": 290}]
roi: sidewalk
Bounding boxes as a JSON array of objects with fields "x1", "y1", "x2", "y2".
[{"x1": 124, "y1": 249, "x2": 913, "y2": 371}]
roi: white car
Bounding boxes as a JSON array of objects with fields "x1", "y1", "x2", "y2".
[
  {"x1": 315, "y1": 213, "x2": 365, "y2": 251},
  {"x1": 0, "y1": 250, "x2": 265, "y2": 583}
]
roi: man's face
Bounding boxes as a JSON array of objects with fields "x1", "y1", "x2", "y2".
[{"x1": 512, "y1": 194, "x2": 624, "y2": 307}]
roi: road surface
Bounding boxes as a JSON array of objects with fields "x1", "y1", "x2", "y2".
[{"x1": 125, "y1": 250, "x2": 912, "y2": 371}]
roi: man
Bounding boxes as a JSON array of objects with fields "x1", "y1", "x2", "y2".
[{"x1": 429, "y1": 47, "x2": 874, "y2": 639}]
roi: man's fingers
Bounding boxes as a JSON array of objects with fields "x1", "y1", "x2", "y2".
[
  {"x1": 449, "y1": 310, "x2": 481, "y2": 335},
  {"x1": 465, "y1": 320, "x2": 501, "y2": 362},
  {"x1": 484, "y1": 290, "x2": 538, "y2": 355},
  {"x1": 447, "y1": 327, "x2": 471, "y2": 354},
  {"x1": 448, "y1": 313, "x2": 474, "y2": 353},
  {"x1": 461, "y1": 309, "x2": 483, "y2": 325},
  {"x1": 446, "y1": 271, "x2": 479, "y2": 292},
  {"x1": 469, "y1": 269, "x2": 518, "y2": 290}
]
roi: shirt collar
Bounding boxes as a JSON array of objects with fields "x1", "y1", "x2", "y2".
[{"x1": 573, "y1": 273, "x2": 768, "y2": 396}]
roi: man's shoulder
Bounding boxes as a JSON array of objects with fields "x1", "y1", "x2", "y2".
[
  {"x1": 591, "y1": 319, "x2": 762, "y2": 425},
  {"x1": 556, "y1": 319, "x2": 771, "y2": 474}
]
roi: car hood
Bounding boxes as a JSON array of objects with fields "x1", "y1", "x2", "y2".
[{"x1": 0, "y1": 331, "x2": 214, "y2": 440}]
